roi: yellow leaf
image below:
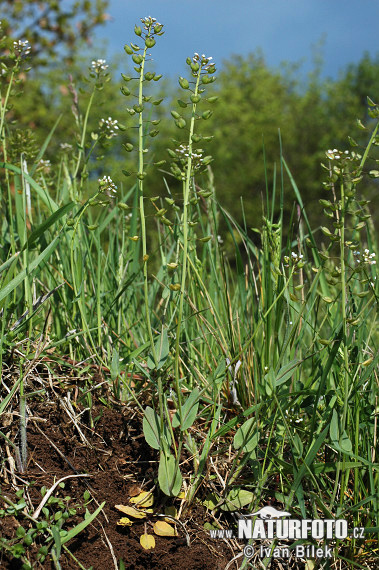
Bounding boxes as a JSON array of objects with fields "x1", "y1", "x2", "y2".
[
  {"x1": 177, "y1": 491, "x2": 187, "y2": 500},
  {"x1": 130, "y1": 491, "x2": 154, "y2": 508},
  {"x1": 153, "y1": 520, "x2": 177, "y2": 537},
  {"x1": 115, "y1": 505, "x2": 147, "y2": 519},
  {"x1": 164, "y1": 506, "x2": 178, "y2": 522},
  {"x1": 140, "y1": 533, "x2": 155, "y2": 550},
  {"x1": 117, "y1": 517, "x2": 133, "y2": 526}
]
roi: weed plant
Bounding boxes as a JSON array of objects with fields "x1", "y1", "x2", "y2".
[{"x1": 0, "y1": 16, "x2": 378, "y2": 568}]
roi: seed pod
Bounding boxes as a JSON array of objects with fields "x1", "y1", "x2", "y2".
[
  {"x1": 179, "y1": 77, "x2": 189, "y2": 89},
  {"x1": 133, "y1": 104, "x2": 144, "y2": 113},
  {"x1": 202, "y1": 110, "x2": 213, "y2": 120},
  {"x1": 175, "y1": 118, "x2": 186, "y2": 129},
  {"x1": 145, "y1": 71, "x2": 155, "y2": 81},
  {"x1": 121, "y1": 73, "x2": 132, "y2": 82},
  {"x1": 191, "y1": 62, "x2": 200, "y2": 72},
  {"x1": 171, "y1": 110, "x2": 181, "y2": 119},
  {"x1": 190, "y1": 94, "x2": 201, "y2": 103},
  {"x1": 123, "y1": 143, "x2": 134, "y2": 152},
  {"x1": 132, "y1": 54, "x2": 143, "y2": 64},
  {"x1": 134, "y1": 25, "x2": 142, "y2": 36},
  {"x1": 118, "y1": 203, "x2": 130, "y2": 211},
  {"x1": 124, "y1": 44, "x2": 133, "y2": 55},
  {"x1": 145, "y1": 37, "x2": 156, "y2": 48},
  {"x1": 201, "y1": 75, "x2": 216, "y2": 84},
  {"x1": 152, "y1": 98, "x2": 163, "y2": 106},
  {"x1": 153, "y1": 74, "x2": 163, "y2": 81},
  {"x1": 149, "y1": 130, "x2": 159, "y2": 137}
]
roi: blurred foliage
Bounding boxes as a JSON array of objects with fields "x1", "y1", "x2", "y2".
[
  {"x1": 2, "y1": 3, "x2": 379, "y2": 241},
  {"x1": 0, "y1": 0, "x2": 109, "y2": 66}
]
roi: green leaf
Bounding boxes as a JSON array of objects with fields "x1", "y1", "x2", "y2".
[
  {"x1": 330, "y1": 409, "x2": 339, "y2": 444},
  {"x1": 172, "y1": 388, "x2": 200, "y2": 430},
  {"x1": 0, "y1": 162, "x2": 58, "y2": 212},
  {"x1": 147, "y1": 328, "x2": 169, "y2": 370},
  {"x1": 60, "y1": 502, "x2": 105, "y2": 545},
  {"x1": 220, "y1": 488, "x2": 254, "y2": 511},
  {"x1": 0, "y1": 236, "x2": 60, "y2": 304},
  {"x1": 233, "y1": 417, "x2": 258, "y2": 453},
  {"x1": 158, "y1": 452, "x2": 182, "y2": 497},
  {"x1": 275, "y1": 359, "x2": 299, "y2": 386},
  {"x1": 143, "y1": 406, "x2": 162, "y2": 450}
]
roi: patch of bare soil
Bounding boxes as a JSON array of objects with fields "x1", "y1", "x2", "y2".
[{"x1": 0, "y1": 378, "x2": 232, "y2": 570}]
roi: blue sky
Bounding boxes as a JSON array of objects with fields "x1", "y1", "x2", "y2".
[{"x1": 94, "y1": 0, "x2": 379, "y2": 80}]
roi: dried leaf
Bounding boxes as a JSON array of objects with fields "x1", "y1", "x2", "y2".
[
  {"x1": 115, "y1": 505, "x2": 147, "y2": 519},
  {"x1": 128, "y1": 485, "x2": 142, "y2": 497},
  {"x1": 117, "y1": 517, "x2": 133, "y2": 526},
  {"x1": 130, "y1": 491, "x2": 154, "y2": 508},
  {"x1": 140, "y1": 533, "x2": 156, "y2": 550},
  {"x1": 153, "y1": 520, "x2": 177, "y2": 537}
]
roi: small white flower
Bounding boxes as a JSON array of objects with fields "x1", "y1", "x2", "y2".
[
  {"x1": 13, "y1": 39, "x2": 31, "y2": 57},
  {"x1": 60, "y1": 143, "x2": 73, "y2": 151},
  {"x1": 91, "y1": 59, "x2": 108, "y2": 73},
  {"x1": 98, "y1": 175, "x2": 117, "y2": 198},
  {"x1": 99, "y1": 116, "x2": 119, "y2": 138}
]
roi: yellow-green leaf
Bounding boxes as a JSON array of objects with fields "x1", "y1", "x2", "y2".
[
  {"x1": 115, "y1": 505, "x2": 146, "y2": 519},
  {"x1": 153, "y1": 520, "x2": 177, "y2": 537},
  {"x1": 130, "y1": 491, "x2": 154, "y2": 508},
  {"x1": 117, "y1": 517, "x2": 133, "y2": 526},
  {"x1": 140, "y1": 533, "x2": 155, "y2": 550}
]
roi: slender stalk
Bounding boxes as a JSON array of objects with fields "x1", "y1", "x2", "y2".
[{"x1": 173, "y1": 69, "x2": 202, "y2": 418}]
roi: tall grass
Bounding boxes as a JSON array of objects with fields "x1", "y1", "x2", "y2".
[{"x1": 1, "y1": 18, "x2": 378, "y2": 567}]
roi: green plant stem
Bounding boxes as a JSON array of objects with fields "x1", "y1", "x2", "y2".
[
  {"x1": 173, "y1": 69, "x2": 202, "y2": 419},
  {"x1": 138, "y1": 31, "x2": 158, "y2": 368}
]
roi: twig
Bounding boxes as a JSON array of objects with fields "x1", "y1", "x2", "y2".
[{"x1": 32, "y1": 473, "x2": 92, "y2": 519}]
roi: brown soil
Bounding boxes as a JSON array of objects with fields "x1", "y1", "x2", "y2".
[{"x1": 0, "y1": 373, "x2": 232, "y2": 570}]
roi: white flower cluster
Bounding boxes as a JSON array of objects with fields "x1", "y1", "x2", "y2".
[
  {"x1": 141, "y1": 16, "x2": 162, "y2": 29},
  {"x1": 60, "y1": 143, "x2": 73, "y2": 151},
  {"x1": 99, "y1": 116, "x2": 119, "y2": 138},
  {"x1": 98, "y1": 175, "x2": 117, "y2": 198},
  {"x1": 91, "y1": 59, "x2": 108, "y2": 73},
  {"x1": 284, "y1": 251, "x2": 304, "y2": 267},
  {"x1": 325, "y1": 149, "x2": 352, "y2": 161},
  {"x1": 13, "y1": 39, "x2": 31, "y2": 56},
  {"x1": 193, "y1": 52, "x2": 213, "y2": 65},
  {"x1": 353, "y1": 249, "x2": 376, "y2": 265},
  {"x1": 38, "y1": 159, "x2": 51, "y2": 172},
  {"x1": 176, "y1": 144, "x2": 204, "y2": 170}
]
